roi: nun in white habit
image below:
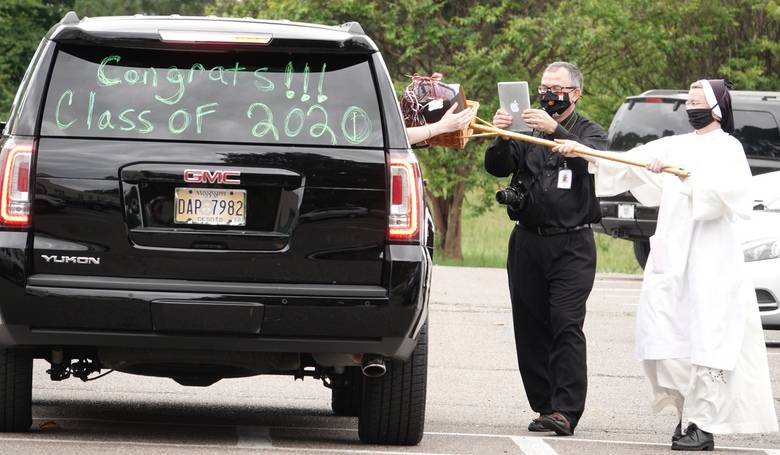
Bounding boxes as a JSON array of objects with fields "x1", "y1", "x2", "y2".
[{"x1": 552, "y1": 79, "x2": 778, "y2": 451}]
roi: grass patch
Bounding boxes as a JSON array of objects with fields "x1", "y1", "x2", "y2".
[
  {"x1": 433, "y1": 201, "x2": 642, "y2": 274},
  {"x1": 594, "y1": 230, "x2": 643, "y2": 274}
]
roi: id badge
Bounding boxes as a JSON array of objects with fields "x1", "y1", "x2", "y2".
[{"x1": 557, "y1": 169, "x2": 573, "y2": 190}]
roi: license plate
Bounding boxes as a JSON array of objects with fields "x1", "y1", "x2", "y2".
[
  {"x1": 617, "y1": 203, "x2": 635, "y2": 220},
  {"x1": 174, "y1": 188, "x2": 246, "y2": 226}
]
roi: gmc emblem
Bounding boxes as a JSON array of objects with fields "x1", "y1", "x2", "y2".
[{"x1": 183, "y1": 169, "x2": 241, "y2": 185}]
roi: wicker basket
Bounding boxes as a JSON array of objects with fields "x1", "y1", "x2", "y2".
[{"x1": 427, "y1": 99, "x2": 480, "y2": 149}]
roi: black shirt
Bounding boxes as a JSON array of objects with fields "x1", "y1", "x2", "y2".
[{"x1": 484, "y1": 111, "x2": 608, "y2": 228}]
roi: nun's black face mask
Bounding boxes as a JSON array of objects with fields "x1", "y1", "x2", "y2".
[{"x1": 687, "y1": 108, "x2": 716, "y2": 130}]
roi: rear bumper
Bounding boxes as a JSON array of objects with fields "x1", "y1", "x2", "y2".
[
  {"x1": 0, "y1": 244, "x2": 431, "y2": 359},
  {"x1": 594, "y1": 199, "x2": 658, "y2": 241},
  {"x1": 596, "y1": 217, "x2": 656, "y2": 241},
  {"x1": 0, "y1": 324, "x2": 420, "y2": 359}
]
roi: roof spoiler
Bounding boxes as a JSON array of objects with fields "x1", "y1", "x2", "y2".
[
  {"x1": 638, "y1": 89, "x2": 688, "y2": 96},
  {"x1": 50, "y1": 15, "x2": 375, "y2": 52}
]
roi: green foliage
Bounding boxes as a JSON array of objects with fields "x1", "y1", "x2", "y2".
[
  {"x1": 0, "y1": 0, "x2": 71, "y2": 118},
  {"x1": 207, "y1": 1, "x2": 779, "y2": 257},
  {"x1": 205, "y1": 1, "x2": 778, "y2": 157},
  {"x1": 0, "y1": 0, "x2": 777, "y2": 260},
  {"x1": 72, "y1": 0, "x2": 212, "y2": 16},
  {"x1": 435, "y1": 197, "x2": 641, "y2": 274},
  {"x1": 1, "y1": 1, "x2": 776, "y2": 130}
]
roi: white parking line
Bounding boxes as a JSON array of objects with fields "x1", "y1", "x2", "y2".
[
  {"x1": 29, "y1": 418, "x2": 776, "y2": 453},
  {"x1": 511, "y1": 436, "x2": 558, "y2": 455},
  {"x1": 424, "y1": 430, "x2": 769, "y2": 453},
  {"x1": 236, "y1": 425, "x2": 272, "y2": 448}
]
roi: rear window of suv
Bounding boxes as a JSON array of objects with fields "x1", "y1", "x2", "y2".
[
  {"x1": 608, "y1": 99, "x2": 692, "y2": 151},
  {"x1": 41, "y1": 44, "x2": 383, "y2": 147}
]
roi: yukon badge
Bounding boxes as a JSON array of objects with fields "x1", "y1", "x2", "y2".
[{"x1": 41, "y1": 255, "x2": 100, "y2": 265}]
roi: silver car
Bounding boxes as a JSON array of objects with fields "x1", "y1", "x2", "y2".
[{"x1": 742, "y1": 171, "x2": 780, "y2": 329}]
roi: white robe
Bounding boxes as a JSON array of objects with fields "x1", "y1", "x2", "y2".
[{"x1": 590, "y1": 129, "x2": 778, "y2": 433}]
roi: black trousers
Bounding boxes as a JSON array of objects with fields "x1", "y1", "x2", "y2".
[{"x1": 507, "y1": 225, "x2": 596, "y2": 429}]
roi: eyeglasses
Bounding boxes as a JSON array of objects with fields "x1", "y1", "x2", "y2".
[
  {"x1": 538, "y1": 85, "x2": 578, "y2": 95},
  {"x1": 684, "y1": 101, "x2": 709, "y2": 109}
]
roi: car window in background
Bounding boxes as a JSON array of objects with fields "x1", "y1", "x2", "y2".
[
  {"x1": 733, "y1": 110, "x2": 780, "y2": 161},
  {"x1": 41, "y1": 45, "x2": 383, "y2": 148},
  {"x1": 608, "y1": 100, "x2": 692, "y2": 151}
]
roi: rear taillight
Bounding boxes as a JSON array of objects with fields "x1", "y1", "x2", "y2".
[
  {"x1": 388, "y1": 152, "x2": 422, "y2": 240},
  {"x1": 0, "y1": 138, "x2": 35, "y2": 226}
]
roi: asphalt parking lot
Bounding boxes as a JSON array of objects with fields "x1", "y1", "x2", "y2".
[{"x1": 0, "y1": 265, "x2": 778, "y2": 454}]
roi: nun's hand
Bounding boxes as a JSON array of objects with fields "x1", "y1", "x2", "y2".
[
  {"x1": 552, "y1": 139, "x2": 582, "y2": 157},
  {"x1": 646, "y1": 159, "x2": 666, "y2": 173},
  {"x1": 553, "y1": 139, "x2": 599, "y2": 163}
]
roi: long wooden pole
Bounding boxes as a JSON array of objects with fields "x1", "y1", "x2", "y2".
[{"x1": 469, "y1": 119, "x2": 690, "y2": 178}]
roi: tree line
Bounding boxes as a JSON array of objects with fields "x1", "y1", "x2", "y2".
[{"x1": 2, "y1": 0, "x2": 777, "y2": 259}]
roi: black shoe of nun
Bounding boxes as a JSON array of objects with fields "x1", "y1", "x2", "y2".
[
  {"x1": 671, "y1": 423, "x2": 714, "y2": 451},
  {"x1": 672, "y1": 421, "x2": 683, "y2": 443}
]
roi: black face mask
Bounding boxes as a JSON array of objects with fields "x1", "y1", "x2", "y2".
[
  {"x1": 539, "y1": 91, "x2": 571, "y2": 116},
  {"x1": 687, "y1": 108, "x2": 715, "y2": 130}
]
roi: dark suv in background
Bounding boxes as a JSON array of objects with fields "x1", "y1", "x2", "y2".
[
  {"x1": 0, "y1": 13, "x2": 432, "y2": 445},
  {"x1": 596, "y1": 89, "x2": 780, "y2": 267}
]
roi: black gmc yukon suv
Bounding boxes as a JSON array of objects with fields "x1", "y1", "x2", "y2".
[
  {"x1": 0, "y1": 13, "x2": 432, "y2": 445},
  {"x1": 596, "y1": 89, "x2": 780, "y2": 267}
]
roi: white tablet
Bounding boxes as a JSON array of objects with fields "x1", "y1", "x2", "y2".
[{"x1": 498, "y1": 81, "x2": 532, "y2": 132}]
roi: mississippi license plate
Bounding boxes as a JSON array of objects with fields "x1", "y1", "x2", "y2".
[
  {"x1": 617, "y1": 203, "x2": 635, "y2": 220},
  {"x1": 174, "y1": 188, "x2": 246, "y2": 226}
]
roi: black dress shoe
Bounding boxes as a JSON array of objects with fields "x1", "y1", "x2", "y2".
[
  {"x1": 672, "y1": 423, "x2": 714, "y2": 451},
  {"x1": 672, "y1": 421, "x2": 683, "y2": 443},
  {"x1": 528, "y1": 415, "x2": 550, "y2": 432},
  {"x1": 540, "y1": 412, "x2": 573, "y2": 436}
]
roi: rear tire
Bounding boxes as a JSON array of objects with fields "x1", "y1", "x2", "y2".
[
  {"x1": 0, "y1": 348, "x2": 33, "y2": 432},
  {"x1": 633, "y1": 240, "x2": 650, "y2": 269},
  {"x1": 331, "y1": 366, "x2": 362, "y2": 417},
  {"x1": 358, "y1": 322, "x2": 427, "y2": 445}
]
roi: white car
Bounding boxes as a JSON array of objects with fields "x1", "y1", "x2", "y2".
[{"x1": 741, "y1": 171, "x2": 780, "y2": 329}]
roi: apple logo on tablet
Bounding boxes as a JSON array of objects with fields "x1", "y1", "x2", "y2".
[{"x1": 510, "y1": 100, "x2": 520, "y2": 112}]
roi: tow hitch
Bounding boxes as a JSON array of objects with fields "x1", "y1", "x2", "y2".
[{"x1": 47, "y1": 350, "x2": 113, "y2": 382}]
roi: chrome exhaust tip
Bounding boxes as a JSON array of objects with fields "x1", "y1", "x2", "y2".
[{"x1": 361, "y1": 354, "x2": 386, "y2": 378}]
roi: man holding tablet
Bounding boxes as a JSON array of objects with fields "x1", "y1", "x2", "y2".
[
  {"x1": 484, "y1": 61, "x2": 606, "y2": 436},
  {"x1": 498, "y1": 81, "x2": 532, "y2": 132}
]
